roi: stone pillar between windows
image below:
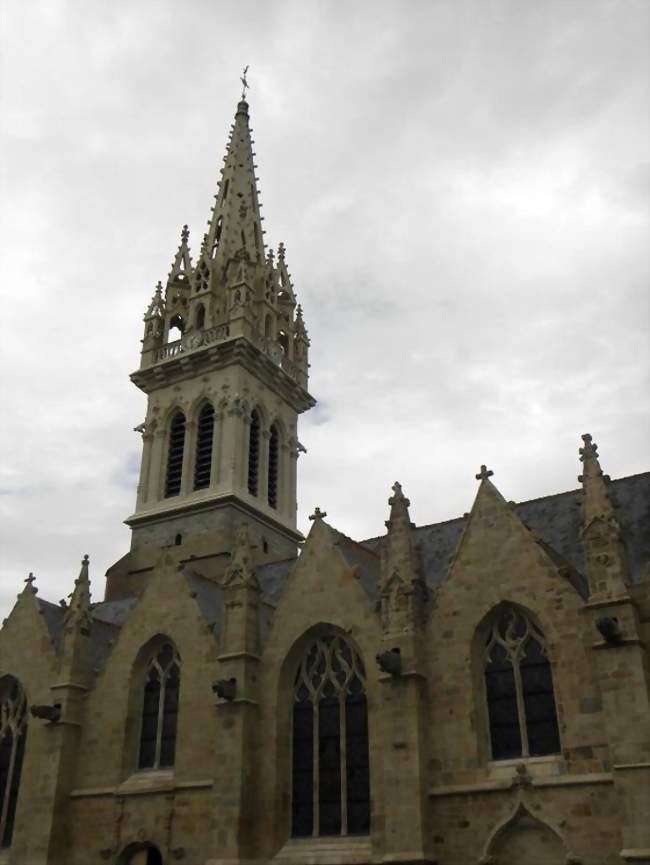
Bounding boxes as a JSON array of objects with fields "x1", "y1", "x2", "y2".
[
  {"x1": 210, "y1": 408, "x2": 224, "y2": 489},
  {"x1": 136, "y1": 430, "x2": 154, "y2": 508},
  {"x1": 378, "y1": 630, "x2": 435, "y2": 865},
  {"x1": 288, "y1": 440, "x2": 298, "y2": 524},
  {"x1": 584, "y1": 596, "x2": 650, "y2": 859},
  {"x1": 151, "y1": 427, "x2": 167, "y2": 502}
]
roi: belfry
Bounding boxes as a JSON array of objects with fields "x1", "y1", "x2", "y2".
[{"x1": 0, "y1": 85, "x2": 649, "y2": 865}]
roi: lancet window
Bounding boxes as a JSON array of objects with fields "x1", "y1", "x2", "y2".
[
  {"x1": 247, "y1": 409, "x2": 260, "y2": 497},
  {"x1": 165, "y1": 411, "x2": 186, "y2": 497},
  {"x1": 292, "y1": 634, "x2": 370, "y2": 838},
  {"x1": 483, "y1": 606, "x2": 560, "y2": 760},
  {"x1": 0, "y1": 677, "x2": 28, "y2": 848},
  {"x1": 193, "y1": 403, "x2": 215, "y2": 490},
  {"x1": 268, "y1": 424, "x2": 279, "y2": 509},
  {"x1": 138, "y1": 643, "x2": 181, "y2": 770}
]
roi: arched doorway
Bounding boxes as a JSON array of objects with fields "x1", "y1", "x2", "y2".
[{"x1": 120, "y1": 843, "x2": 163, "y2": 865}]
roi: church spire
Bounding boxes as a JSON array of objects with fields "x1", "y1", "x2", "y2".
[{"x1": 202, "y1": 96, "x2": 265, "y2": 269}]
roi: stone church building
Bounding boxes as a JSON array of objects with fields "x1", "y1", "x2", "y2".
[{"x1": 1, "y1": 94, "x2": 649, "y2": 865}]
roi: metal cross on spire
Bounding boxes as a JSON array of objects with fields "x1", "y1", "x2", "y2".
[{"x1": 240, "y1": 65, "x2": 250, "y2": 100}]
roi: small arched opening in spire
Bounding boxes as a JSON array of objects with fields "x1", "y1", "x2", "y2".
[
  {"x1": 195, "y1": 303, "x2": 205, "y2": 330},
  {"x1": 165, "y1": 411, "x2": 186, "y2": 498},
  {"x1": 222, "y1": 179, "x2": 230, "y2": 201},
  {"x1": 168, "y1": 315, "x2": 185, "y2": 344},
  {"x1": 247, "y1": 409, "x2": 261, "y2": 497},
  {"x1": 294, "y1": 335, "x2": 302, "y2": 359},
  {"x1": 278, "y1": 330, "x2": 289, "y2": 355},
  {"x1": 268, "y1": 424, "x2": 280, "y2": 509},
  {"x1": 193, "y1": 402, "x2": 215, "y2": 491},
  {"x1": 212, "y1": 216, "x2": 224, "y2": 259},
  {"x1": 264, "y1": 314, "x2": 273, "y2": 339},
  {"x1": 253, "y1": 222, "x2": 261, "y2": 257}
]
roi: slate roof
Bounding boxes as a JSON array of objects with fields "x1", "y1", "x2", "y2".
[{"x1": 360, "y1": 472, "x2": 650, "y2": 593}]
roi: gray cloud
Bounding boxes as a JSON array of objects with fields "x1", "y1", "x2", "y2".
[{"x1": 1, "y1": 0, "x2": 648, "y2": 617}]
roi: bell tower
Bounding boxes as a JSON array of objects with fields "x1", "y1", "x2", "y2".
[{"x1": 122, "y1": 94, "x2": 314, "y2": 577}]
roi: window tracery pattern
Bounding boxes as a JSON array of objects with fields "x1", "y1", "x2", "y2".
[
  {"x1": 138, "y1": 643, "x2": 181, "y2": 770},
  {"x1": 292, "y1": 635, "x2": 370, "y2": 838},
  {"x1": 267, "y1": 424, "x2": 279, "y2": 509},
  {"x1": 247, "y1": 410, "x2": 260, "y2": 497},
  {"x1": 0, "y1": 677, "x2": 28, "y2": 848},
  {"x1": 484, "y1": 607, "x2": 560, "y2": 760}
]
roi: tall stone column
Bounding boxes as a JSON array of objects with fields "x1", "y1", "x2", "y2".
[
  {"x1": 378, "y1": 483, "x2": 435, "y2": 865},
  {"x1": 208, "y1": 524, "x2": 262, "y2": 863},
  {"x1": 578, "y1": 435, "x2": 650, "y2": 863}
]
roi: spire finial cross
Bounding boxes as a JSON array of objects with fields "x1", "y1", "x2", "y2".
[
  {"x1": 309, "y1": 507, "x2": 327, "y2": 522},
  {"x1": 240, "y1": 65, "x2": 250, "y2": 101},
  {"x1": 475, "y1": 465, "x2": 494, "y2": 481},
  {"x1": 25, "y1": 572, "x2": 36, "y2": 585}
]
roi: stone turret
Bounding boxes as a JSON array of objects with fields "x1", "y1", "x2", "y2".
[{"x1": 579, "y1": 433, "x2": 630, "y2": 600}]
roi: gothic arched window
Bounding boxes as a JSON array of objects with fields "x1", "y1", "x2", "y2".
[
  {"x1": 138, "y1": 643, "x2": 181, "y2": 770},
  {"x1": 193, "y1": 403, "x2": 215, "y2": 491},
  {"x1": 268, "y1": 424, "x2": 279, "y2": 509},
  {"x1": 292, "y1": 634, "x2": 370, "y2": 838},
  {"x1": 484, "y1": 606, "x2": 560, "y2": 760},
  {"x1": 195, "y1": 303, "x2": 205, "y2": 330},
  {"x1": 247, "y1": 409, "x2": 260, "y2": 497},
  {"x1": 0, "y1": 676, "x2": 28, "y2": 848},
  {"x1": 165, "y1": 411, "x2": 186, "y2": 498}
]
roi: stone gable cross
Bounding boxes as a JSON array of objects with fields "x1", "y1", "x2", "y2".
[{"x1": 475, "y1": 465, "x2": 494, "y2": 481}]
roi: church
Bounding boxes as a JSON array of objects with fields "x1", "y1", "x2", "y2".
[{"x1": 1, "y1": 91, "x2": 649, "y2": 865}]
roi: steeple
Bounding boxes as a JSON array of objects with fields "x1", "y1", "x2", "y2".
[
  {"x1": 120, "y1": 84, "x2": 316, "y2": 587},
  {"x1": 202, "y1": 99, "x2": 265, "y2": 270},
  {"x1": 578, "y1": 433, "x2": 629, "y2": 599}
]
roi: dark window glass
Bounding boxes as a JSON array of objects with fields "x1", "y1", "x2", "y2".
[
  {"x1": 138, "y1": 670, "x2": 160, "y2": 769},
  {"x1": 291, "y1": 635, "x2": 370, "y2": 838},
  {"x1": 194, "y1": 404, "x2": 215, "y2": 490},
  {"x1": 521, "y1": 638, "x2": 561, "y2": 756},
  {"x1": 291, "y1": 703, "x2": 314, "y2": 837},
  {"x1": 0, "y1": 678, "x2": 28, "y2": 848},
  {"x1": 137, "y1": 644, "x2": 181, "y2": 770},
  {"x1": 484, "y1": 607, "x2": 560, "y2": 760},
  {"x1": 165, "y1": 412, "x2": 186, "y2": 497}
]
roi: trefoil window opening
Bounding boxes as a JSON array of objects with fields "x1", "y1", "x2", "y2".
[
  {"x1": 138, "y1": 643, "x2": 181, "y2": 770},
  {"x1": 193, "y1": 403, "x2": 215, "y2": 490},
  {"x1": 484, "y1": 606, "x2": 561, "y2": 760},
  {"x1": 165, "y1": 412, "x2": 186, "y2": 498}
]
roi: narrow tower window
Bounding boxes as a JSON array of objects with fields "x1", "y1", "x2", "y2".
[
  {"x1": 165, "y1": 411, "x2": 186, "y2": 498},
  {"x1": 193, "y1": 403, "x2": 215, "y2": 490},
  {"x1": 247, "y1": 409, "x2": 260, "y2": 497},
  {"x1": 291, "y1": 634, "x2": 370, "y2": 838},
  {"x1": 268, "y1": 424, "x2": 279, "y2": 509},
  {"x1": 222, "y1": 179, "x2": 229, "y2": 200},
  {"x1": 0, "y1": 677, "x2": 28, "y2": 848},
  {"x1": 138, "y1": 643, "x2": 181, "y2": 770},
  {"x1": 195, "y1": 303, "x2": 205, "y2": 330},
  {"x1": 484, "y1": 606, "x2": 560, "y2": 760}
]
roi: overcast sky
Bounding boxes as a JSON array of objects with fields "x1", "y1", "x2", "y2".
[{"x1": 1, "y1": 0, "x2": 648, "y2": 618}]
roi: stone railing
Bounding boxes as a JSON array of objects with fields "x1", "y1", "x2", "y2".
[
  {"x1": 153, "y1": 325, "x2": 230, "y2": 363},
  {"x1": 152, "y1": 325, "x2": 304, "y2": 386}
]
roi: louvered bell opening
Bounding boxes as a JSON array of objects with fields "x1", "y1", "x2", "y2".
[
  {"x1": 165, "y1": 413, "x2": 186, "y2": 497},
  {"x1": 194, "y1": 404, "x2": 215, "y2": 490},
  {"x1": 268, "y1": 425, "x2": 279, "y2": 509},
  {"x1": 248, "y1": 411, "x2": 260, "y2": 496}
]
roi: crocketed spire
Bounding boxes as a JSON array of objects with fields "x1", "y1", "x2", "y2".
[
  {"x1": 202, "y1": 98, "x2": 265, "y2": 268},
  {"x1": 63, "y1": 554, "x2": 92, "y2": 636}
]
